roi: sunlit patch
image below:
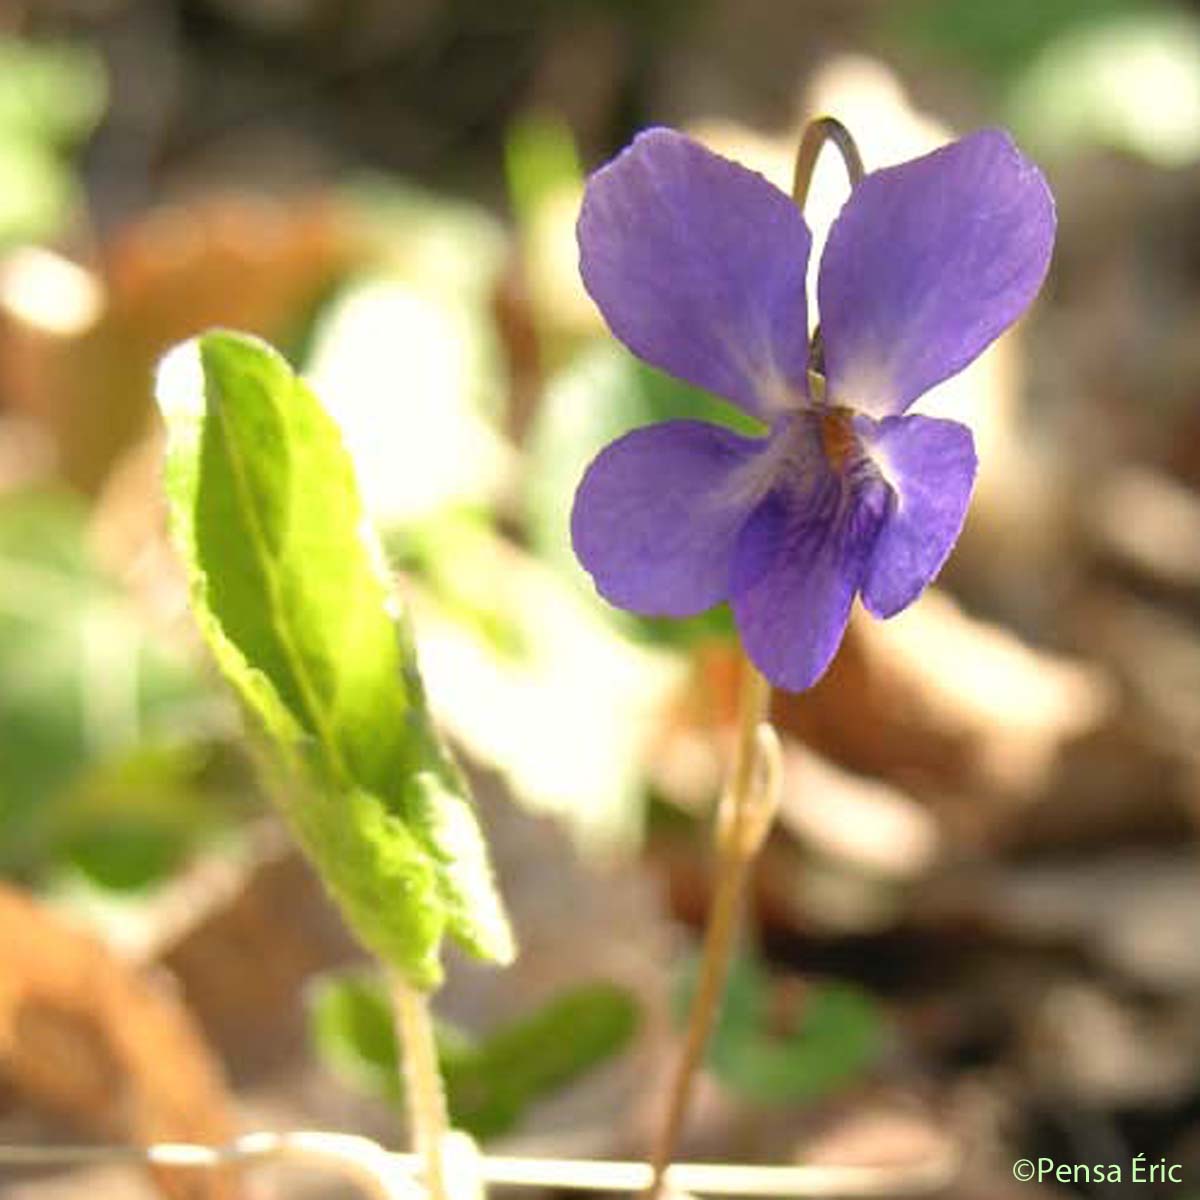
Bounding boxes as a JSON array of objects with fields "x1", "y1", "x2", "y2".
[
  {"x1": 154, "y1": 338, "x2": 204, "y2": 423},
  {"x1": 305, "y1": 278, "x2": 512, "y2": 526},
  {"x1": 0, "y1": 246, "x2": 104, "y2": 336}
]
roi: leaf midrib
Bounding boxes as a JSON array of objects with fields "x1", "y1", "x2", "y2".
[{"x1": 209, "y1": 377, "x2": 354, "y2": 790}]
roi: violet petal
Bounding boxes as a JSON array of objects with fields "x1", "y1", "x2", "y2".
[
  {"x1": 730, "y1": 421, "x2": 891, "y2": 691},
  {"x1": 578, "y1": 128, "x2": 812, "y2": 423},
  {"x1": 818, "y1": 129, "x2": 1055, "y2": 417},
  {"x1": 571, "y1": 419, "x2": 766, "y2": 616},
  {"x1": 858, "y1": 413, "x2": 977, "y2": 617}
]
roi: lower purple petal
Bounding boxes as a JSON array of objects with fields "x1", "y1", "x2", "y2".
[
  {"x1": 571, "y1": 419, "x2": 765, "y2": 616},
  {"x1": 858, "y1": 414, "x2": 977, "y2": 617},
  {"x1": 730, "y1": 431, "x2": 891, "y2": 691}
]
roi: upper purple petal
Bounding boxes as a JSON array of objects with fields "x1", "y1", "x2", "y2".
[
  {"x1": 818, "y1": 129, "x2": 1055, "y2": 417},
  {"x1": 571, "y1": 419, "x2": 766, "y2": 616},
  {"x1": 578, "y1": 128, "x2": 812, "y2": 422},
  {"x1": 857, "y1": 413, "x2": 977, "y2": 617},
  {"x1": 729, "y1": 416, "x2": 891, "y2": 691}
]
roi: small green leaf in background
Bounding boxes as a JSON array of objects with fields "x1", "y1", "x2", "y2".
[
  {"x1": 677, "y1": 953, "x2": 884, "y2": 1104},
  {"x1": 504, "y1": 110, "x2": 583, "y2": 234},
  {"x1": 883, "y1": 0, "x2": 1146, "y2": 82},
  {"x1": 0, "y1": 36, "x2": 106, "y2": 245},
  {"x1": 1007, "y1": 9, "x2": 1200, "y2": 167},
  {"x1": 307, "y1": 969, "x2": 639, "y2": 1139},
  {"x1": 57, "y1": 743, "x2": 241, "y2": 891},
  {"x1": 307, "y1": 970, "x2": 404, "y2": 1102},
  {"x1": 883, "y1": 0, "x2": 1200, "y2": 168},
  {"x1": 0, "y1": 38, "x2": 106, "y2": 144},
  {"x1": 0, "y1": 490, "x2": 226, "y2": 884},
  {"x1": 155, "y1": 329, "x2": 513, "y2": 989}
]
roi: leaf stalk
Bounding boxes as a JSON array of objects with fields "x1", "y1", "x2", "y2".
[{"x1": 392, "y1": 976, "x2": 453, "y2": 1200}]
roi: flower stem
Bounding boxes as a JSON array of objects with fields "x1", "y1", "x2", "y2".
[
  {"x1": 791, "y1": 115, "x2": 865, "y2": 208},
  {"x1": 646, "y1": 659, "x2": 780, "y2": 1200},
  {"x1": 392, "y1": 975, "x2": 451, "y2": 1200},
  {"x1": 646, "y1": 114, "x2": 861, "y2": 1200},
  {"x1": 792, "y1": 116, "x2": 865, "y2": 382}
]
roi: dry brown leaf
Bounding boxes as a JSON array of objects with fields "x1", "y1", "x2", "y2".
[
  {"x1": 156, "y1": 825, "x2": 362, "y2": 1083},
  {"x1": 0, "y1": 883, "x2": 241, "y2": 1200},
  {"x1": 772, "y1": 591, "x2": 1115, "y2": 819}
]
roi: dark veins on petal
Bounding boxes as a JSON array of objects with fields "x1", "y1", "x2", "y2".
[{"x1": 738, "y1": 410, "x2": 894, "y2": 594}]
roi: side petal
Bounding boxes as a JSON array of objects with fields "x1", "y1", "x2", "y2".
[
  {"x1": 571, "y1": 420, "x2": 766, "y2": 617},
  {"x1": 730, "y1": 448, "x2": 891, "y2": 692},
  {"x1": 819, "y1": 129, "x2": 1055, "y2": 416},
  {"x1": 859, "y1": 414, "x2": 977, "y2": 617},
  {"x1": 578, "y1": 128, "x2": 812, "y2": 422}
]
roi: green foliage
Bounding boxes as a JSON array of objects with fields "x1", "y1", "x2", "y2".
[
  {"x1": 0, "y1": 38, "x2": 105, "y2": 143},
  {"x1": 307, "y1": 969, "x2": 639, "y2": 1138},
  {"x1": 0, "y1": 37, "x2": 106, "y2": 243},
  {"x1": 156, "y1": 329, "x2": 513, "y2": 989},
  {"x1": 886, "y1": 0, "x2": 1200, "y2": 165},
  {"x1": 504, "y1": 110, "x2": 583, "y2": 232},
  {"x1": 679, "y1": 953, "x2": 884, "y2": 1104},
  {"x1": 444, "y1": 980, "x2": 638, "y2": 1137},
  {"x1": 342, "y1": 179, "x2": 508, "y2": 312},
  {"x1": 0, "y1": 491, "x2": 225, "y2": 885},
  {"x1": 307, "y1": 969, "x2": 403, "y2": 1100},
  {"x1": 1007, "y1": 9, "x2": 1200, "y2": 166},
  {"x1": 57, "y1": 744, "x2": 242, "y2": 891},
  {"x1": 886, "y1": 0, "x2": 1154, "y2": 81}
]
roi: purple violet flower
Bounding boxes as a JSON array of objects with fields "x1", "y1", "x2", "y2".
[{"x1": 570, "y1": 127, "x2": 1055, "y2": 691}]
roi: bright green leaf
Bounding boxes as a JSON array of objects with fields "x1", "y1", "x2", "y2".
[{"x1": 156, "y1": 329, "x2": 513, "y2": 988}]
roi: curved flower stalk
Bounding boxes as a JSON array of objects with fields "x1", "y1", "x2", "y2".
[{"x1": 571, "y1": 124, "x2": 1055, "y2": 691}]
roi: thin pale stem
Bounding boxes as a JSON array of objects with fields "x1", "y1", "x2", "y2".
[
  {"x1": 0, "y1": 1132, "x2": 415, "y2": 1199},
  {"x1": 0, "y1": 1139, "x2": 960, "y2": 1196},
  {"x1": 645, "y1": 115, "x2": 865, "y2": 1198},
  {"x1": 646, "y1": 660, "x2": 776, "y2": 1200},
  {"x1": 392, "y1": 975, "x2": 452, "y2": 1200}
]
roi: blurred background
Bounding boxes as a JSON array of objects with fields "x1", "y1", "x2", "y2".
[{"x1": 2, "y1": 0, "x2": 1200, "y2": 1197}]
